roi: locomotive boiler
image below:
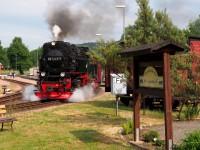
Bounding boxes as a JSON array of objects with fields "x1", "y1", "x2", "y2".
[{"x1": 35, "y1": 41, "x2": 101, "y2": 100}]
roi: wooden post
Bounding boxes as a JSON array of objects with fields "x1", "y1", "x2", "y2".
[
  {"x1": 133, "y1": 93, "x2": 141, "y2": 142},
  {"x1": 163, "y1": 52, "x2": 173, "y2": 150},
  {"x1": 116, "y1": 96, "x2": 119, "y2": 116}
]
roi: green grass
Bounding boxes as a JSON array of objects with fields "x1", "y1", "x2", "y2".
[
  {"x1": 141, "y1": 109, "x2": 164, "y2": 119},
  {"x1": 0, "y1": 93, "x2": 132, "y2": 150},
  {"x1": 0, "y1": 92, "x2": 170, "y2": 150}
]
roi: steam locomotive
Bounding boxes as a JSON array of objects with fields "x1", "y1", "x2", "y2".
[{"x1": 35, "y1": 41, "x2": 101, "y2": 100}]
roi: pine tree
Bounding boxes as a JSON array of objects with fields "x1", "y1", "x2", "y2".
[
  {"x1": 125, "y1": 0, "x2": 156, "y2": 47},
  {"x1": 125, "y1": 0, "x2": 186, "y2": 48},
  {"x1": 154, "y1": 10, "x2": 187, "y2": 46}
]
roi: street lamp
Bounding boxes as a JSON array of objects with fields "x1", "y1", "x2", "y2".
[
  {"x1": 96, "y1": 33, "x2": 102, "y2": 36},
  {"x1": 15, "y1": 54, "x2": 17, "y2": 71},
  {"x1": 95, "y1": 33, "x2": 103, "y2": 41},
  {"x1": 115, "y1": 5, "x2": 126, "y2": 42},
  {"x1": 36, "y1": 49, "x2": 39, "y2": 68}
]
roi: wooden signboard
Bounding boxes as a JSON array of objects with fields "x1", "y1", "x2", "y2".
[
  {"x1": 134, "y1": 54, "x2": 164, "y2": 96},
  {"x1": 119, "y1": 41, "x2": 184, "y2": 150}
]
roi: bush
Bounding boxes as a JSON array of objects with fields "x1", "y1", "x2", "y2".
[
  {"x1": 176, "y1": 130, "x2": 200, "y2": 150},
  {"x1": 183, "y1": 104, "x2": 200, "y2": 120},
  {"x1": 153, "y1": 139, "x2": 164, "y2": 147},
  {"x1": 121, "y1": 119, "x2": 133, "y2": 135},
  {"x1": 143, "y1": 130, "x2": 159, "y2": 143}
]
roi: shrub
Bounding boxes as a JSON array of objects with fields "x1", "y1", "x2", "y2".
[
  {"x1": 143, "y1": 130, "x2": 159, "y2": 143},
  {"x1": 121, "y1": 119, "x2": 133, "y2": 135},
  {"x1": 183, "y1": 104, "x2": 200, "y2": 120},
  {"x1": 176, "y1": 130, "x2": 200, "y2": 150},
  {"x1": 153, "y1": 139, "x2": 164, "y2": 147}
]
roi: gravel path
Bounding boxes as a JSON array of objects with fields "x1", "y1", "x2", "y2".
[
  {"x1": 0, "y1": 79, "x2": 22, "y2": 97},
  {"x1": 147, "y1": 120, "x2": 200, "y2": 144}
]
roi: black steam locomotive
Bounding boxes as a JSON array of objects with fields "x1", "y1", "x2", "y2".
[{"x1": 35, "y1": 41, "x2": 101, "y2": 100}]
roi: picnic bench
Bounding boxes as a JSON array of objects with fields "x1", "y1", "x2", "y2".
[{"x1": 0, "y1": 105, "x2": 17, "y2": 131}]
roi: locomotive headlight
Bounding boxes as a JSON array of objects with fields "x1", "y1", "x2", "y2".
[
  {"x1": 60, "y1": 72, "x2": 65, "y2": 77},
  {"x1": 41, "y1": 72, "x2": 46, "y2": 77}
]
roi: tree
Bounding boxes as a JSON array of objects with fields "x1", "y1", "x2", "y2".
[
  {"x1": 154, "y1": 10, "x2": 187, "y2": 46},
  {"x1": 30, "y1": 47, "x2": 42, "y2": 68},
  {"x1": 188, "y1": 15, "x2": 200, "y2": 36},
  {"x1": 0, "y1": 41, "x2": 9, "y2": 68},
  {"x1": 171, "y1": 53, "x2": 200, "y2": 120},
  {"x1": 125, "y1": 0, "x2": 157, "y2": 47},
  {"x1": 7, "y1": 37, "x2": 31, "y2": 74},
  {"x1": 125, "y1": 0, "x2": 187, "y2": 48},
  {"x1": 87, "y1": 40, "x2": 127, "y2": 72}
]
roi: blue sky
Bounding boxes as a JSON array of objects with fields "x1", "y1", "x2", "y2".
[{"x1": 0, "y1": 0, "x2": 199, "y2": 50}]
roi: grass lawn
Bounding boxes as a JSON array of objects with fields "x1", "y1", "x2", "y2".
[
  {"x1": 0, "y1": 92, "x2": 166, "y2": 150},
  {"x1": 0, "y1": 93, "x2": 134, "y2": 150}
]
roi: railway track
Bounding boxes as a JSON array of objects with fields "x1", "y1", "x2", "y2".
[
  {"x1": 6, "y1": 100, "x2": 63, "y2": 112},
  {"x1": 3, "y1": 78, "x2": 32, "y2": 86},
  {"x1": 0, "y1": 92, "x2": 23, "y2": 105},
  {"x1": 0, "y1": 78, "x2": 31, "y2": 105},
  {"x1": 0, "y1": 78, "x2": 64, "y2": 112}
]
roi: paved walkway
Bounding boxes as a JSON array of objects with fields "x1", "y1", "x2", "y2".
[
  {"x1": 0, "y1": 77, "x2": 36, "y2": 97},
  {"x1": 0, "y1": 79, "x2": 22, "y2": 97},
  {"x1": 147, "y1": 120, "x2": 200, "y2": 144}
]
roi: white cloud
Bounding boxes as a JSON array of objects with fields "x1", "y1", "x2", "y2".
[
  {"x1": 0, "y1": 0, "x2": 199, "y2": 49},
  {"x1": 0, "y1": 0, "x2": 47, "y2": 17},
  {"x1": 150, "y1": 0, "x2": 200, "y2": 28},
  {"x1": 0, "y1": 22, "x2": 51, "y2": 49}
]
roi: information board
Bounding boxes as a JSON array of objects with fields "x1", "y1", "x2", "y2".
[{"x1": 139, "y1": 64, "x2": 163, "y2": 89}]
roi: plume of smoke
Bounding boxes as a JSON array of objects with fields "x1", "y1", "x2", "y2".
[
  {"x1": 52, "y1": 25, "x2": 62, "y2": 41},
  {"x1": 46, "y1": 0, "x2": 123, "y2": 41},
  {"x1": 68, "y1": 84, "x2": 95, "y2": 103},
  {"x1": 23, "y1": 85, "x2": 40, "y2": 101}
]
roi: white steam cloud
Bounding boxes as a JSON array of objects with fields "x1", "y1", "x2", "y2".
[
  {"x1": 23, "y1": 85, "x2": 40, "y2": 101},
  {"x1": 69, "y1": 84, "x2": 95, "y2": 103},
  {"x1": 52, "y1": 24, "x2": 62, "y2": 41}
]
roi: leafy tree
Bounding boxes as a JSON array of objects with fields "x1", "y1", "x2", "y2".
[
  {"x1": 30, "y1": 47, "x2": 42, "y2": 67},
  {"x1": 7, "y1": 37, "x2": 31, "y2": 74},
  {"x1": 154, "y1": 10, "x2": 187, "y2": 47},
  {"x1": 87, "y1": 40, "x2": 127, "y2": 73},
  {"x1": 0, "y1": 41, "x2": 9, "y2": 68},
  {"x1": 125, "y1": 0, "x2": 157, "y2": 47},
  {"x1": 125, "y1": 0, "x2": 187, "y2": 48},
  {"x1": 188, "y1": 15, "x2": 200, "y2": 36}
]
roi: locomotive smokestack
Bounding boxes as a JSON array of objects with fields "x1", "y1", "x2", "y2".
[{"x1": 46, "y1": 0, "x2": 123, "y2": 41}]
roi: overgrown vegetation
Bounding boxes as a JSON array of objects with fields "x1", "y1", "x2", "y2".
[
  {"x1": 174, "y1": 130, "x2": 200, "y2": 150},
  {"x1": 171, "y1": 53, "x2": 200, "y2": 120},
  {"x1": 143, "y1": 130, "x2": 159, "y2": 143},
  {"x1": 121, "y1": 119, "x2": 133, "y2": 135},
  {"x1": 142, "y1": 130, "x2": 164, "y2": 149},
  {"x1": 183, "y1": 104, "x2": 200, "y2": 120}
]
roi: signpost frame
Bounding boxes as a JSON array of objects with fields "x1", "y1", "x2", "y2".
[{"x1": 119, "y1": 41, "x2": 184, "y2": 150}]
